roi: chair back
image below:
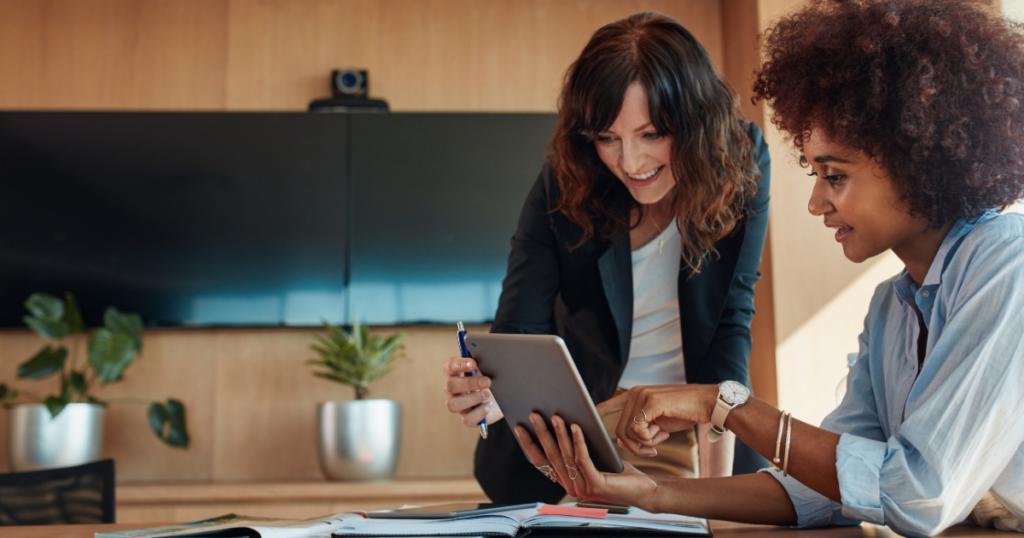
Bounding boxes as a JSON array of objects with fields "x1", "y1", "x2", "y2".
[{"x1": 0, "y1": 459, "x2": 115, "y2": 525}]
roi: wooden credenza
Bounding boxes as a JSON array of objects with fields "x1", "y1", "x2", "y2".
[{"x1": 116, "y1": 479, "x2": 488, "y2": 523}]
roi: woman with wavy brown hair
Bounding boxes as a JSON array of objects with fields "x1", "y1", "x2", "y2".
[
  {"x1": 441, "y1": 12, "x2": 770, "y2": 503},
  {"x1": 524, "y1": 1, "x2": 1024, "y2": 535}
]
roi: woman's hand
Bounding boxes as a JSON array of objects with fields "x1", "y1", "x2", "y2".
[
  {"x1": 442, "y1": 356, "x2": 504, "y2": 427},
  {"x1": 514, "y1": 413, "x2": 660, "y2": 510},
  {"x1": 598, "y1": 384, "x2": 718, "y2": 457}
]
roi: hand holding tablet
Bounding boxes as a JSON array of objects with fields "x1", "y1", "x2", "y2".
[{"x1": 461, "y1": 333, "x2": 624, "y2": 474}]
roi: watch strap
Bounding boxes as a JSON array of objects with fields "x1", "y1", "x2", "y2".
[{"x1": 707, "y1": 397, "x2": 733, "y2": 443}]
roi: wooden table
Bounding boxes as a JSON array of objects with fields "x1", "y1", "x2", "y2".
[{"x1": 0, "y1": 520, "x2": 1007, "y2": 538}]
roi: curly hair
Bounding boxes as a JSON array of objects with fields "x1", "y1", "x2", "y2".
[
  {"x1": 754, "y1": 0, "x2": 1024, "y2": 226},
  {"x1": 551, "y1": 12, "x2": 761, "y2": 273}
]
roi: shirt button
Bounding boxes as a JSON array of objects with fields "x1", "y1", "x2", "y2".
[{"x1": 921, "y1": 290, "x2": 930, "y2": 298}]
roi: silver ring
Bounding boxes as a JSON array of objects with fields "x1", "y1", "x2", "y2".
[
  {"x1": 633, "y1": 409, "x2": 648, "y2": 424},
  {"x1": 535, "y1": 464, "x2": 557, "y2": 482},
  {"x1": 565, "y1": 464, "x2": 579, "y2": 480}
]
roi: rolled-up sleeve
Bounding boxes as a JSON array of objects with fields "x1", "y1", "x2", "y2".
[
  {"x1": 762, "y1": 467, "x2": 855, "y2": 527},
  {"x1": 835, "y1": 434, "x2": 886, "y2": 524}
]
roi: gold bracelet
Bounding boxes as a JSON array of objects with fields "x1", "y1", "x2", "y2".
[
  {"x1": 772, "y1": 410, "x2": 787, "y2": 472},
  {"x1": 783, "y1": 412, "x2": 794, "y2": 477}
]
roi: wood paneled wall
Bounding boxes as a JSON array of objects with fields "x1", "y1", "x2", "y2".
[
  {"x1": 0, "y1": 326, "x2": 485, "y2": 482},
  {"x1": 0, "y1": 0, "x2": 775, "y2": 482},
  {"x1": 0, "y1": 0, "x2": 724, "y2": 112}
]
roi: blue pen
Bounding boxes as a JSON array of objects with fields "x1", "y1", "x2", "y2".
[{"x1": 457, "y1": 321, "x2": 488, "y2": 439}]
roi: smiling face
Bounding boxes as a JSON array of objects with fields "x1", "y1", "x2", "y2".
[
  {"x1": 594, "y1": 82, "x2": 676, "y2": 206},
  {"x1": 804, "y1": 129, "x2": 930, "y2": 263}
]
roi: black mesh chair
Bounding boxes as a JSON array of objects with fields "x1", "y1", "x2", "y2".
[{"x1": 0, "y1": 459, "x2": 115, "y2": 525}]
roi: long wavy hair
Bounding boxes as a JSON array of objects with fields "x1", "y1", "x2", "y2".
[{"x1": 551, "y1": 12, "x2": 760, "y2": 273}]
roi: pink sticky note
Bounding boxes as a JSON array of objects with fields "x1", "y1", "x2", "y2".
[{"x1": 537, "y1": 504, "x2": 608, "y2": 519}]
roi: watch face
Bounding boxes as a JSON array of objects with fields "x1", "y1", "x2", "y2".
[{"x1": 720, "y1": 381, "x2": 750, "y2": 405}]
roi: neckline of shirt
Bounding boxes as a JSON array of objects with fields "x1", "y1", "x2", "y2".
[{"x1": 632, "y1": 218, "x2": 680, "y2": 259}]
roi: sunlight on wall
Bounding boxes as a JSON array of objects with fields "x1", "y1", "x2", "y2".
[
  {"x1": 1003, "y1": 0, "x2": 1024, "y2": 23},
  {"x1": 776, "y1": 252, "x2": 905, "y2": 427}
]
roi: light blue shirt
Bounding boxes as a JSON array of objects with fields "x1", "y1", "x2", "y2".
[{"x1": 766, "y1": 211, "x2": 1024, "y2": 538}]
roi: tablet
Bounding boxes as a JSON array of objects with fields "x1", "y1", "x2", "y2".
[{"x1": 464, "y1": 332, "x2": 624, "y2": 473}]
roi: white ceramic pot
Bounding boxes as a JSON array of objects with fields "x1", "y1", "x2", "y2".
[
  {"x1": 317, "y1": 399, "x2": 402, "y2": 481},
  {"x1": 8, "y1": 403, "x2": 105, "y2": 471}
]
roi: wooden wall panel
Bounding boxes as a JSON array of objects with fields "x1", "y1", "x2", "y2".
[
  {"x1": 0, "y1": 0, "x2": 228, "y2": 110},
  {"x1": 98, "y1": 330, "x2": 219, "y2": 483},
  {"x1": 207, "y1": 326, "x2": 481, "y2": 482},
  {"x1": 223, "y1": 0, "x2": 724, "y2": 112}
]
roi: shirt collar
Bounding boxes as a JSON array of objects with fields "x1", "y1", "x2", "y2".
[{"x1": 892, "y1": 210, "x2": 1000, "y2": 305}]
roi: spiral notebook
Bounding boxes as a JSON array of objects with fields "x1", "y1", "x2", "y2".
[{"x1": 333, "y1": 504, "x2": 712, "y2": 537}]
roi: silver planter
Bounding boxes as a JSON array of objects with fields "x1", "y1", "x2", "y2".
[
  {"x1": 8, "y1": 403, "x2": 105, "y2": 472},
  {"x1": 318, "y1": 399, "x2": 402, "y2": 481}
]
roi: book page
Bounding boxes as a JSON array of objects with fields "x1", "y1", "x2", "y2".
[{"x1": 96, "y1": 513, "x2": 364, "y2": 538}]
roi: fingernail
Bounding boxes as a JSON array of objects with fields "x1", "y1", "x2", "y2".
[
  {"x1": 571, "y1": 425, "x2": 580, "y2": 435},
  {"x1": 466, "y1": 361, "x2": 472, "y2": 369},
  {"x1": 482, "y1": 388, "x2": 492, "y2": 399},
  {"x1": 485, "y1": 403, "x2": 493, "y2": 411}
]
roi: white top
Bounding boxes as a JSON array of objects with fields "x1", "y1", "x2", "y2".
[{"x1": 617, "y1": 220, "x2": 686, "y2": 389}]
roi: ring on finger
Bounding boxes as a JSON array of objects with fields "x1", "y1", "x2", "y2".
[
  {"x1": 535, "y1": 465, "x2": 557, "y2": 482},
  {"x1": 633, "y1": 408, "x2": 648, "y2": 424},
  {"x1": 565, "y1": 464, "x2": 579, "y2": 480}
]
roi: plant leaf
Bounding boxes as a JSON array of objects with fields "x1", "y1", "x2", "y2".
[
  {"x1": 69, "y1": 371, "x2": 88, "y2": 398},
  {"x1": 88, "y1": 329, "x2": 137, "y2": 384},
  {"x1": 64, "y1": 293, "x2": 86, "y2": 335},
  {"x1": 165, "y1": 399, "x2": 189, "y2": 448},
  {"x1": 17, "y1": 346, "x2": 68, "y2": 380},
  {"x1": 103, "y1": 307, "x2": 144, "y2": 351},
  {"x1": 25, "y1": 293, "x2": 64, "y2": 320},
  {"x1": 148, "y1": 399, "x2": 190, "y2": 448},
  {"x1": 148, "y1": 402, "x2": 168, "y2": 438},
  {"x1": 306, "y1": 319, "x2": 405, "y2": 392},
  {"x1": 45, "y1": 395, "x2": 68, "y2": 418},
  {"x1": 23, "y1": 316, "x2": 68, "y2": 340}
]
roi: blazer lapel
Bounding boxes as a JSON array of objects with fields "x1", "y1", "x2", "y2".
[{"x1": 597, "y1": 232, "x2": 633, "y2": 366}]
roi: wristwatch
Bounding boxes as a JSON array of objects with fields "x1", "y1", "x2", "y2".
[{"x1": 707, "y1": 381, "x2": 750, "y2": 442}]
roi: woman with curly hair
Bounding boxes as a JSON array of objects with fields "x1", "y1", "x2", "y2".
[
  {"x1": 520, "y1": 0, "x2": 1024, "y2": 535},
  {"x1": 440, "y1": 12, "x2": 770, "y2": 503}
]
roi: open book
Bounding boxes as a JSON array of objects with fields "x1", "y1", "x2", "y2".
[
  {"x1": 334, "y1": 504, "x2": 711, "y2": 537},
  {"x1": 95, "y1": 505, "x2": 711, "y2": 538},
  {"x1": 95, "y1": 513, "x2": 364, "y2": 538}
]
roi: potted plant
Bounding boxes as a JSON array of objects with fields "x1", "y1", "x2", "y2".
[
  {"x1": 307, "y1": 319, "x2": 405, "y2": 481},
  {"x1": 1, "y1": 292, "x2": 189, "y2": 471}
]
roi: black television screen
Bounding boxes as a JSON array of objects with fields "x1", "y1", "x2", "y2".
[
  {"x1": 348, "y1": 113, "x2": 556, "y2": 324},
  {"x1": 0, "y1": 112, "x2": 349, "y2": 327},
  {"x1": 0, "y1": 111, "x2": 556, "y2": 327}
]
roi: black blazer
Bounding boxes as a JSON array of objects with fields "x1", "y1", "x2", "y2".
[{"x1": 475, "y1": 122, "x2": 771, "y2": 503}]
